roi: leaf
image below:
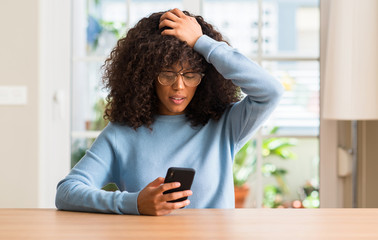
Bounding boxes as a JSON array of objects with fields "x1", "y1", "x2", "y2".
[
  {"x1": 233, "y1": 140, "x2": 257, "y2": 186},
  {"x1": 101, "y1": 183, "x2": 119, "y2": 192},
  {"x1": 269, "y1": 126, "x2": 280, "y2": 134}
]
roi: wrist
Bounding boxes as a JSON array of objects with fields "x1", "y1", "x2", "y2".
[{"x1": 190, "y1": 34, "x2": 203, "y2": 48}]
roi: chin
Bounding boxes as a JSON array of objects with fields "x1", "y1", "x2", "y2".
[
  {"x1": 159, "y1": 102, "x2": 188, "y2": 115},
  {"x1": 170, "y1": 109, "x2": 185, "y2": 115},
  {"x1": 165, "y1": 106, "x2": 185, "y2": 115}
]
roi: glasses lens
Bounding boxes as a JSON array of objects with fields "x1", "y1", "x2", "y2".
[
  {"x1": 183, "y1": 73, "x2": 202, "y2": 87},
  {"x1": 158, "y1": 72, "x2": 177, "y2": 85},
  {"x1": 158, "y1": 71, "x2": 203, "y2": 87}
]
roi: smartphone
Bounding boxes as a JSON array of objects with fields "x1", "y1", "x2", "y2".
[{"x1": 163, "y1": 167, "x2": 195, "y2": 203}]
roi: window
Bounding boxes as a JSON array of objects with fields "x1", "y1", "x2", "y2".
[
  {"x1": 71, "y1": 0, "x2": 182, "y2": 167},
  {"x1": 71, "y1": 0, "x2": 320, "y2": 208},
  {"x1": 203, "y1": 0, "x2": 320, "y2": 208}
]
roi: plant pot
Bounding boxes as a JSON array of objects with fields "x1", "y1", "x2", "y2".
[{"x1": 234, "y1": 184, "x2": 250, "y2": 208}]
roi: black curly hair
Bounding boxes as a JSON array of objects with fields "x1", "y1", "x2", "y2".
[{"x1": 102, "y1": 10, "x2": 241, "y2": 129}]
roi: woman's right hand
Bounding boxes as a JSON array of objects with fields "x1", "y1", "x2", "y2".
[
  {"x1": 159, "y1": 8, "x2": 203, "y2": 48},
  {"x1": 137, "y1": 177, "x2": 192, "y2": 216}
]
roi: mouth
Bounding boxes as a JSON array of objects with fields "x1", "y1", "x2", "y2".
[{"x1": 169, "y1": 97, "x2": 186, "y2": 104}]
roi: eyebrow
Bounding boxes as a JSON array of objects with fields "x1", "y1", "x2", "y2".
[{"x1": 161, "y1": 69, "x2": 196, "y2": 73}]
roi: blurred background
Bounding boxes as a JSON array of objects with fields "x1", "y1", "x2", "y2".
[{"x1": 1, "y1": 0, "x2": 377, "y2": 209}]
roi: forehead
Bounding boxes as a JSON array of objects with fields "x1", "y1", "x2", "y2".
[{"x1": 164, "y1": 62, "x2": 194, "y2": 71}]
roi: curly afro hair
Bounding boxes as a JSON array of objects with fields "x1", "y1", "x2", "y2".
[{"x1": 102, "y1": 10, "x2": 241, "y2": 129}]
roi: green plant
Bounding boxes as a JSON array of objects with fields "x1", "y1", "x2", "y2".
[
  {"x1": 261, "y1": 127, "x2": 297, "y2": 207},
  {"x1": 99, "y1": 20, "x2": 126, "y2": 39},
  {"x1": 89, "y1": 98, "x2": 108, "y2": 130},
  {"x1": 71, "y1": 139, "x2": 89, "y2": 168},
  {"x1": 233, "y1": 140, "x2": 256, "y2": 187},
  {"x1": 87, "y1": 15, "x2": 126, "y2": 51},
  {"x1": 101, "y1": 183, "x2": 120, "y2": 192},
  {"x1": 71, "y1": 98, "x2": 108, "y2": 168},
  {"x1": 299, "y1": 181, "x2": 320, "y2": 208},
  {"x1": 263, "y1": 185, "x2": 283, "y2": 208},
  {"x1": 262, "y1": 135, "x2": 297, "y2": 160},
  {"x1": 232, "y1": 127, "x2": 298, "y2": 207}
]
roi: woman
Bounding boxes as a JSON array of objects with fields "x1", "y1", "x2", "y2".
[{"x1": 56, "y1": 8, "x2": 283, "y2": 216}]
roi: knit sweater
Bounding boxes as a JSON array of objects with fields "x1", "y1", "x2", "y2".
[{"x1": 55, "y1": 35, "x2": 284, "y2": 214}]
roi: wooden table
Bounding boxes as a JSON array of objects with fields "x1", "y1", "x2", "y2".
[{"x1": 1, "y1": 208, "x2": 378, "y2": 239}]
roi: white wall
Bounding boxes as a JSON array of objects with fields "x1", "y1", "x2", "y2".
[
  {"x1": 0, "y1": 0, "x2": 71, "y2": 208},
  {"x1": 0, "y1": 0, "x2": 39, "y2": 207},
  {"x1": 38, "y1": 0, "x2": 71, "y2": 208}
]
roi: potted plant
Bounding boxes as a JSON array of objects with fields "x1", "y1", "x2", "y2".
[
  {"x1": 233, "y1": 140, "x2": 256, "y2": 208},
  {"x1": 233, "y1": 127, "x2": 297, "y2": 208},
  {"x1": 261, "y1": 128, "x2": 297, "y2": 208},
  {"x1": 72, "y1": 98, "x2": 108, "y2": 168},
  {"x1": 85, "y1": 98, "x2": 108, "y2": 131}
]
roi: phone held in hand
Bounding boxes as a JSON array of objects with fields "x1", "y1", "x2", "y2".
[{"x1": 163, "y1": 167, "x2": 195, "y2": 203}]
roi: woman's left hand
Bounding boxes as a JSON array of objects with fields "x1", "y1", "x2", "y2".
[{"x1": 159, "y1": 8, "x2": 203, "y2": 48}]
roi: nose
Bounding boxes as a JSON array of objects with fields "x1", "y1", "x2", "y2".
[{"x1": 172, "y1": 74, "x2": 185, "y2": 90}]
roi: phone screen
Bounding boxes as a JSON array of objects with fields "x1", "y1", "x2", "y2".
[{"x1": 163, "y1": 167, "x2": 195, "y2": 203}]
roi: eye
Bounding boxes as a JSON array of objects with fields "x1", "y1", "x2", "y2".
[
  {"x1": 183, "y1": 73, "x2": 198, "y2": 79},
  {"x1": 161, "y1": 71, "x2": 177, "y2": 79}
]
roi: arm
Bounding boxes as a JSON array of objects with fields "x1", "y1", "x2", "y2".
[
  {"x1": 194, "y1": 36, "x2": 284, "y2": 150},
  {"x1": 56, "y1": 123, "x2": 192, "y2": 215},
  {"x1": 160, "y1": 9, "x2": 284, "y2": 151},
  {"x1": 55, "y1": 124, "x2": 140, "y2": 214}
]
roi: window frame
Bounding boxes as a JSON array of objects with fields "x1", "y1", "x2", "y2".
[{"x1": 252, "y1": 0, "x2": 320, "y2": 207}]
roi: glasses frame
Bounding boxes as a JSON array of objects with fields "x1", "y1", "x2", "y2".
[{"x1": 158, "y1": 71, "x2": 205, "y2": 87}]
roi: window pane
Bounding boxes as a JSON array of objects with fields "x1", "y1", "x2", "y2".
[
  {"x1": 71, "y1": 0, "x2": 182, "y2": 168},
  {"x1": 72, "y1": 61, "x2": 107, "y2": 132},
  {"x1": 73, "y1": 0, "x2": 127, "y2": 57},
  {"x1": 202, "y1": 0, "x2": 319, "y2": 208},
  {"x1": 129, "y1": 0, "x2": 182, "y2": 27},
  {"x1": 262, "y1": 0, "x2": 319, "y2": 57},
  {"x1": 203, "y1": 0, "x2": 258, "y2": 58},
  {"x1": 261, "y1": 137, "x2": 319, "y2": 208},
  {"x1": 262, "y1": 61, "x2": 319, "y2": 136},
  {"x1": 71, "y1": 137, "x2": 97, "y2": 168}
]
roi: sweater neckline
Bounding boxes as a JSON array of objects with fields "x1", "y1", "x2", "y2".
[{"x1": 154, "y1": 114, "x2": 187, "y2": 122}]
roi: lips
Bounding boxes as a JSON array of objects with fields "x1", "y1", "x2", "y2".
[{"x1": 169, "y1": 96, "x2": 186, "y2": 104}]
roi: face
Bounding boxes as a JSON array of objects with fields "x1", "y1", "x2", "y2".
[{"x1": 155, "y1": 62, "x2": 198, "y2": 115}]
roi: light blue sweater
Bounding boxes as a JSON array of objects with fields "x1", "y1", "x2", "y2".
[{"x1": 56, "y1": 35, "x2": 284, "y2": 214}]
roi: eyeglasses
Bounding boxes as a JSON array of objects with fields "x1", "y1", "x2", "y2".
[{"x1": 158, "y1": 71, "x2": 204, "y2": 87}]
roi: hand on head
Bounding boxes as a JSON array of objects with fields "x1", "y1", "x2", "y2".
[
  {"x1": 159, "y1": 8, "x2": 203, "y2": 48},
  {"x1": 137, "y1": 177, "x2": 193, "y2": 216}
]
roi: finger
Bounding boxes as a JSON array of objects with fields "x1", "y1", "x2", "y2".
[
  {"x1": 160, "y1": 28, "x2": 176, "y2": 36},
  {"x1": 158, "y1": 19, "x2": 177, "y2": 30},
  {"x1": 160, "y1": 11, "x2": 180, "y2": 23},
  {"x1": 164, "y1": 199, "x2": 191, "y2": 210},
  {"x1": 189, "y1": 16, "x2": 198, "y2": 23},
  {"x1": 147, "y1": 177, "x2": 165, "y2": 188},
  {"x1": 155, "y1": 209, "x2": 173, "y2": 216},
  {"x1": 162, "y1": 190, "x2": 193, "y2": 202},
  {"x1": 170, "y1": 8, "x2": 186, "y2": 18},
  {"x1": 157, "y1": 182, "x2": 181, "y2": 194}
]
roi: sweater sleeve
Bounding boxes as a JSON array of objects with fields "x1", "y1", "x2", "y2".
[
  {"x1": 194, "y1": 35, "x2": 284, "y2": 152},
  {"x1": 55, "y1": 123, "x2": 140, "y2": 215}
]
